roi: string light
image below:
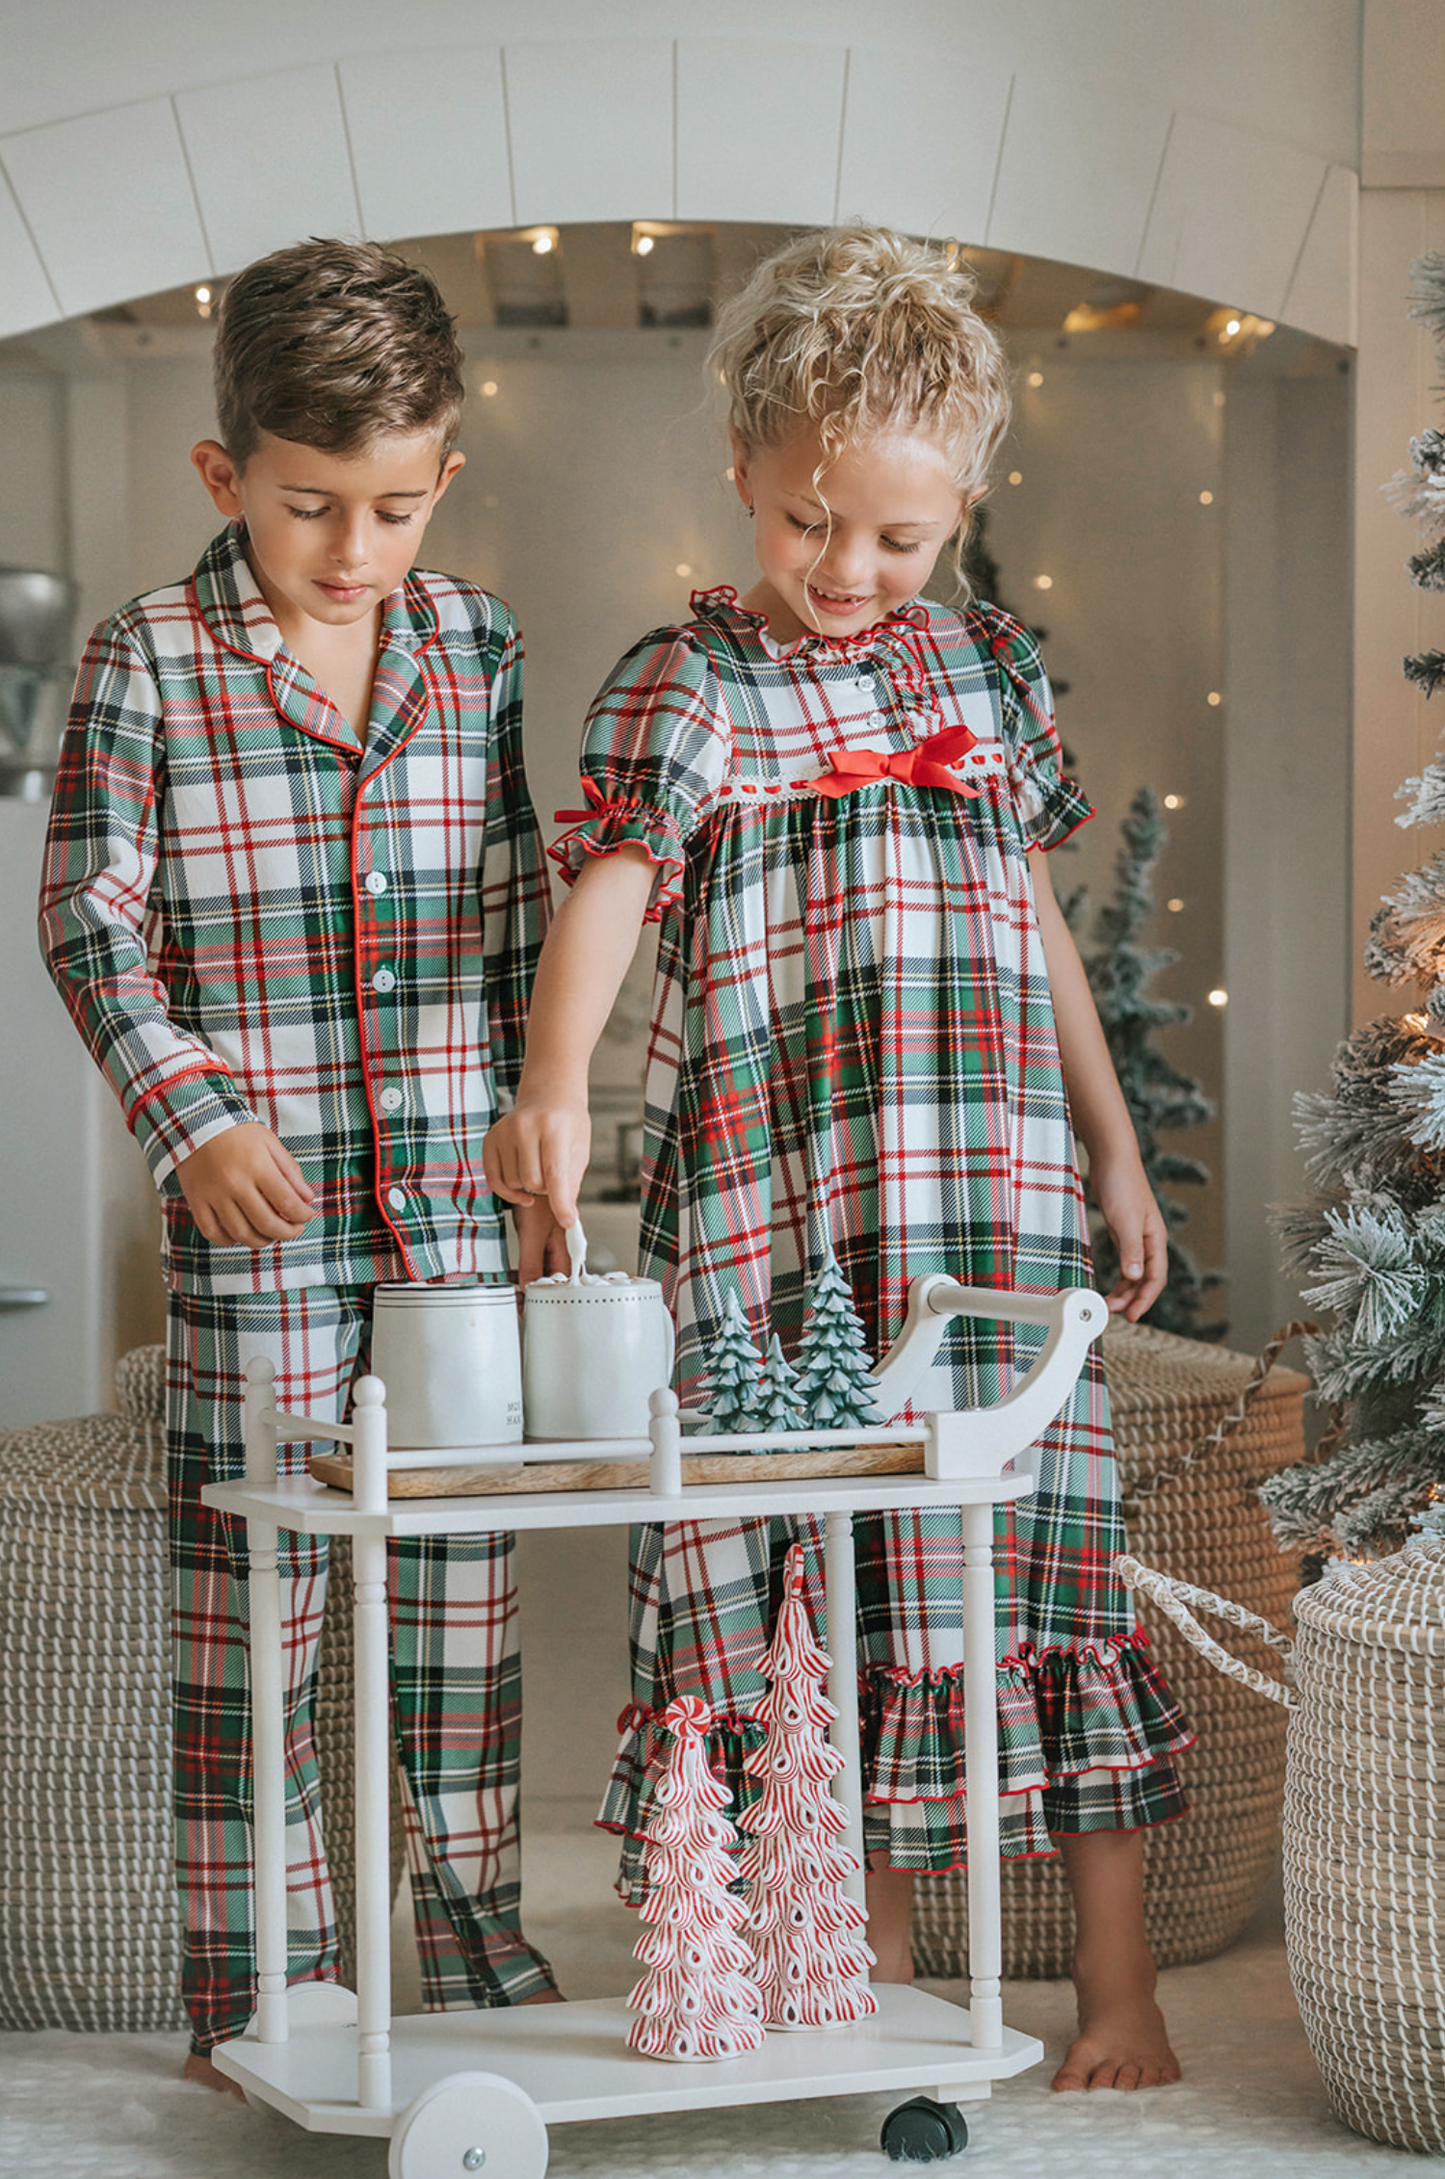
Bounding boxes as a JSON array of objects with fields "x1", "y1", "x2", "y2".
[
  {"x1": 1008, "y1": 470, "x2": 1023, "y2": 486},
  {"x1": 1225, "y1": 318, "x2": 1241, "y2": 337},
  {"x1": 1167, "y1": 898, "x2": 1184, "y2": 913},
  {"x1": 479, "y1": 379, "x2": 499, "y2": 397},
  {"x1": 635, "y1": 234, "x2": 655, "y2": 256},
  {"x1": 1032, "y1": 574, "x2": 1053, "y2": 591},
  {"x1": 1199, "y1": 490, "x2": 1214, "y2": 505},
  {"x1": 1026, "y1": 371, "x2": 1044, "y2": 389},
  {"x1": 1208, "y1": 988, "x2": 1229, "y2": 1008},
  {"x1": 194, "y1": 284, "x2": 212, "y2": 320},
  {"x1": 675, "y1": 563, "x2": 693, "y2": 578},
  {"x1": 1163, "y1": 793, "x2": 1185, "y2": 810},
  {"x1": 531, "y1": 229, "x2": 556, "y2": 256},
  {"x1": 1207, "y1": 691, "x2": 1223, "y2": 707}
]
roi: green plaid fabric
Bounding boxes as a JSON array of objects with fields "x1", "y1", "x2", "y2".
[
  {"x1": 557, "y1": 591, "x2": 1192, "y2": 1880},
  {"x1": 40, "y1": 527, "x2": 550, "y2": 1295}
]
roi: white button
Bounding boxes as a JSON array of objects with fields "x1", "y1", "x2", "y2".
[
  {"x1": 372, "y1": 968, "x2": 395, "y2": 993},
  {"x1": 379, "y1": 1086, "x2": 403, "y2": 1113},
  {"x1": 868, "y1": 710, "x2": 885, "y2": 726},
  {"x1": 386, "y1": 1186, "x2": 407, "y2": 1211},
  {"x1": 364, "y1": 871, "x2": 388, "y2": 896}
]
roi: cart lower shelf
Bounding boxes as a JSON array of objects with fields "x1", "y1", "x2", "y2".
[{"x1": 215, "y1": 1985, "x2": 1042, "y2": 2135}]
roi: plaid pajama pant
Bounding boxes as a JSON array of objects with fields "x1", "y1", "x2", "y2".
[{"x1": 167, "y1": 1283, "x2": 554, "y2": 2052}]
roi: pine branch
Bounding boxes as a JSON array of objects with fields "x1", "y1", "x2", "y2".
[
  {"x1": 1404, "y1": 650, "x2": 1445, "y2": 698},
  {"x1": 1408, "y1": 253, "x2": 1445, "y2": 345},
  {"x1": 1395, "y1": 763, "x2": 1445, "y2": 829},
  {"x1": 1407, "y1": 538, "x2": 1445, "y2": 591}
]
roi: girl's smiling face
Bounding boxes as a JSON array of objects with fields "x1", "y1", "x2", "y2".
[{"x1": 733, "y1": 423, "x2": 966, "y2": 645}]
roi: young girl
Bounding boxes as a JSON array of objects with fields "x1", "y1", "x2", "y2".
[{"x1": 485, "y1": 225, "x2": 1192, "y2": 2093}]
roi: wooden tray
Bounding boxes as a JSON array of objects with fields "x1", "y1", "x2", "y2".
[{"x1": 311, "y1": 1441, "x2": 922, "y2": 1498}]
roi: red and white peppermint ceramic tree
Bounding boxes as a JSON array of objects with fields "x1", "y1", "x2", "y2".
[
  {"x1": 626, "y1": 1692, "x2": 765, "y2": 2062},
  {"x1": 739, "y1": 1543, "x2": 877, "y2": 2028}
]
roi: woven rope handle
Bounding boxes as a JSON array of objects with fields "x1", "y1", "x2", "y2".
[
  {"x1": 1116, "y1": 1554, "x2": 1296, "y2": 1709},
  {"x1": 1123, "y1": 1318, "x2": 1319, "y2": 1508}
]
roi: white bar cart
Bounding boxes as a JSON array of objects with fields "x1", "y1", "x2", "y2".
[{"x1": 202, "y1": 1281, "x2": 1106, "y2": 2173}]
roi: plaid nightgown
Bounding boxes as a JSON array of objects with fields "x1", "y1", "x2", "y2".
[{"x1": 554, "y1": 588, "x2": 1192, "y2": 1887}]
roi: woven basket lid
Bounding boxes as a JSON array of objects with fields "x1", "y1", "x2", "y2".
[
  {"x1": 0, "y1": 1345, "x2": 165, "y2": 1510},
  {"x1": 1292, "y1": 1537, "x2": 1445, "y2": 1655},
  {"x1": 1101, "y1": 1319, "x2": 1310, "y2": 1408}
]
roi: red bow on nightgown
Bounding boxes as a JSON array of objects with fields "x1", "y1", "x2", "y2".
[{"x1": 807, "y1": 721, "x2": 984, "y2": 800}]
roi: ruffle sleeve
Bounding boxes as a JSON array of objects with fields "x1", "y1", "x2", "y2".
[
  {"x1": 551, "y1": 629, "x2": 729, "y2": 921},
  {"x1": 984, "y1": 614, "x2": 1094, "y2": 852}
]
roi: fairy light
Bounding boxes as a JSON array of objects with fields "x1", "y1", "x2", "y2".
[
  {"x1": 479, "y1": 379, "x2": 499, "y2": 397},
  {"x1": 1225, "y1": 318, "x2": 1241, "y2": 337},
  {"x1": 1164, "y1": 794, "x2": 1185, "y2": 810},
  {"x1": 194, "y1": 284, "x2": 212, "y2": 320},
  {"x1": 1032, "y1": 574, "x2": 1053, "y2": 591},
  {"x1": 1208, "y1": 988, "x2": 1228, "y2": 1008},
  {"x1": 676, "y1": 563, "x2": 693, "y2": 578},
  {"x1": 1026, "y1": 371, "x2": 1044, "y2": 388},
  {"x1": 1199, "y1": 490, "x2": 1214, "y2": 505},
  {"x1": 1167, "y1": 898, "x2": 1185, "y2": 913},
  {"x1": 635, "y1": 233, "x2": 655, "y2": 256},
  {"x1": 1008, "y1": 470, "x2": 1023, "y2": 486},
  {"x1": 531, "y1": 229, "x2": 556, "y2": 256},
  {"x1": 1207, "y1": 691, "x2": 1223, "y2": 707}
]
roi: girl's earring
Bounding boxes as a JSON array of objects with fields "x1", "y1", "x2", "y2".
[{"x1": 745, "y1": 503, "x2": 754, "y2": 520}]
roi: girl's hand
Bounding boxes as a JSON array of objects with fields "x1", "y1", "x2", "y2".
[
  {"x1": 1089, "y1": 1145, "x2": 1168, "y2": 1321},
  {"x1": 512, "y1": 1198, "x2": 571, "y2": 1285},
  {"x1": 483, "y1": 1099, "x2": 591, "y2": 1228},
  {"x1": 177, "y1": 1122, "x2": 315, "y2": 1249}
]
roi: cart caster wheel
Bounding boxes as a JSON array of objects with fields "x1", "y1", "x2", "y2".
[
  {"x1": 880, "y1": 2096, "x2": 969, "y2": 2162},
  {"x1": 388, "y1": 2070, "x2": 548, "y2": 2179}
]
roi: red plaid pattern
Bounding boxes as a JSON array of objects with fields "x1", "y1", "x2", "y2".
[
  {"x1": 40, "y1": 526, "x2": 550, "y2": 1294},
  {"x1": 559, "y1": 590, "x2": 1190, "y2": 1877}
]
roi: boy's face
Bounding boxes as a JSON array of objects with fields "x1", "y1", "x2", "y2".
[{"x1": 190, "y1": 430, "x2": 464, "y2": 647}]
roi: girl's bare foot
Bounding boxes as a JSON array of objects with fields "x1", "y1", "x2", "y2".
[
  {"x1": 182, "y1": 2050, "x2": 245, "y2": 2098},
  {"x1": 1053, "y1": 1828, "x2": 1181, "y2": 2091},
  {"x1": 1052, "y1": 1956, "x2": 1181, "y2": 2091}
]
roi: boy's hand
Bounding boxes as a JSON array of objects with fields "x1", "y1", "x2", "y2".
[
  {"x1": 177, "y1": 1123, "x2": 315, "y2": 1249},
  {"x1": 1089, "y1": 1145, "x2": 1168, "y2": 1321},
  {"x1": 513, "y1": 1199, "x2": 572, "y2": 1286},
  {"x1": 483, "y1": 1100, "x2": 591, "y2": 1229}
]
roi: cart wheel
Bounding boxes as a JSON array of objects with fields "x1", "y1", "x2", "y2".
[
  {"x1": 880, "y1": 2096, "x2": 969, "y2": 2162},
  {"x1": 388, "y1": 2070, "x2": 548, "y2": 2179},
  {"x1": 285, "y1": 1982, "x2": 358, "y2": 2028}
]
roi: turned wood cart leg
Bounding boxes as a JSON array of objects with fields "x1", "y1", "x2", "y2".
[
  {"x1": 244, "y1": 1355, "x2": 289, "y2": 2046},
  {"x1": 961, "y1": 1498, "x2": 1002, "y2": 2051},
  {"x1": 351, "y1": 1378, "x2": 394, "y2": 2111},
  {"x1": 824, "y1": 1507, "x2": 867, "y2": 1911}
]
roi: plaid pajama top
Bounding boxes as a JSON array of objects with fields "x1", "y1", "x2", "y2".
[
  {"x1": 40, "y1": 527, "x2": 549, "y2": 1295},
  {"x1": 557, "y1": 589, "x2": 1191, "y2": 1868}
]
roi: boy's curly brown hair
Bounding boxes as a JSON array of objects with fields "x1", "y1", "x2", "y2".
[{"x1": 213, "y1": 238, "x2": 464, "y2": 469}]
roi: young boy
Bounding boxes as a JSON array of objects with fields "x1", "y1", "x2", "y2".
[{"x1": 39, "y1": 240, "x2": 560, "y2": 2089}]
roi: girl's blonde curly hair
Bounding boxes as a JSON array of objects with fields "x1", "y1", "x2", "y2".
[{"x1": 709, "y1": 225, "x2": 1012, "y2": 515}]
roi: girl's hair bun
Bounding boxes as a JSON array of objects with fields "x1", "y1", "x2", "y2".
[{"x1": 709, "y1": 225, "x2": 1011, "y2": 505}]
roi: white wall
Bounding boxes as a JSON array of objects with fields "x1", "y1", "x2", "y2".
[{"x1": 0, "y1": 4, "x2": 1360, "y2": 345}]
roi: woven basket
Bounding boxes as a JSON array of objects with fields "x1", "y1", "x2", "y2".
[
  {"x1": 1121, "y1": 1542, "x2": 1445, "y2": 2156},
  {"x1": 0, "y1": 1346, "x2": 402, "y2": 2032},
  {"x1": 912, "y1": 1319, "x2": 1310, "y2": 1980}
]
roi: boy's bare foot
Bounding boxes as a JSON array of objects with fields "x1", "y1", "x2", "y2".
[
  {"x1": 182, "y1": 2050, "x2": 245, "y2": 2099},
  {"x1": 865, "y1": 1864, "x2": 915, "y2": 1984},
  {"x1": 1052, "y1": 1956, "x2": 1181, "y2": 2091}
]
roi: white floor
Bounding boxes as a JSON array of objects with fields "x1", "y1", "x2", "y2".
[{"x1": 2, "y1": 1812, "x2": 1432, "y2": 2178}]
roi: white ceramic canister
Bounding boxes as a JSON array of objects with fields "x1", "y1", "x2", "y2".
[
  {"x1": 369, "y1": 1282, "x2": 524, "y2": 1452},
  {"x1": 521, "y1": 1276, "x2": 675, "y2": 1441}
]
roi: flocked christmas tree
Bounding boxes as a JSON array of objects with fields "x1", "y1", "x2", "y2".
[
  {"x1": 748, "y1": 1334, "x2": 809, "y2": 1448},
  {"x1": 738, "y1": 1544, "x2": 877, "y2": 2028},
  {"x1": 626, "y1": 1693, "x2": 765, "y2": 2062},
  {"x1": 1260, "y1": 251, "x2": 1445, "y2": 1560},
  {"x1": 702, "y1": 1288, "x2": 764, "y2": 1432},
  {"x1": 792, "y1": 1252, "x2": 886, "y2": 1428},
  {"x1": 1065, "y1": 786, "x2": 1221, "y2": 1337}
]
